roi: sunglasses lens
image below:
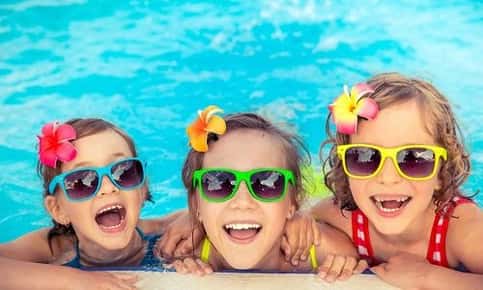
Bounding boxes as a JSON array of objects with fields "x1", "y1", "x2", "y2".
[
  {"x1": 250, "y1": 170, "x2": 285, "y2": 200},
  {"x1": 345, "y1": 147, "x2": 381, "y2": 176},
  {"x1": 201, "y1": 171, "x2": 236, "y2": 200},
  {"x1": 111, "y1": 159, "x2": 144, "y2": 188},
  {"x1": 397, "y1": 148, "x2": 436, "y2": 178},
  {"x1": 64, "y1": 170, "x2": 99, "y2": 200}
]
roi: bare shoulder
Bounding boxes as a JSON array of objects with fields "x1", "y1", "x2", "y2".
[
  {"x1": 447, "y1": 201, "x2": 483, "y2": 271},
  {"x1": 138, "y1": 218, "x2": 165, "y2": 235},
  {"x1": 310, "y1": 197, "x2": 352, "y2": 235},
  {"x1": 0, "y1": 228, "x2": 75, "y2": 263}
]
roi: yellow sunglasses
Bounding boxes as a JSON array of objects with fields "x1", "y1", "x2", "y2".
[{"x1": 336, "y1": 144, "x2": 447, "y2": 181}]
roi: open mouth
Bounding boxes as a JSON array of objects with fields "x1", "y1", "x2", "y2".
[
  {"x1": 371, "y1": 196, "x2": 412, "y2": 215},
  {"x1": 95, "y1": 204, "x2": 127, "y2": 232},
  {"x1": 223, "y1": 223, "x2": 262, "y2": 244}
]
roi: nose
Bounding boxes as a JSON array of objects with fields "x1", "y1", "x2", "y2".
[
  {"x1": 228, "y1": 181, "x2": 257, "y2": 209},
  {"x1": 376, "y1": 157, "x2": 403, "y2": 185},
  {"x1": 98, "y1": 175, "x2": 119, "y2": 196}
]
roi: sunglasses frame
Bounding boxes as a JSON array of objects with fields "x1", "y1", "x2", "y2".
[
  {"x1": 193, "y1": 168, "x2": 295, "y2": 203},
  {"x1": 48, "y1": 157, "x2": 146, "y2": 202},
  {"x1": 337, "y1": 144, "x2": 447, "y2": 181}
]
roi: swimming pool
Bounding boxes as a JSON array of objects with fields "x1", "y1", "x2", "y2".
[{"x1": 0, "y1": 0, "x2": 481, "y2": 242}]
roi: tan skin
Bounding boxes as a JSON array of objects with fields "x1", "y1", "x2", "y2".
[
  {"x1": 288, "y1": 99, "x2": 483, "y2": 290},
  {"x1": 0, "y1": 130, "x2": 183, "y2": 290}
]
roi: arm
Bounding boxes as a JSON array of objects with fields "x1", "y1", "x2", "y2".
[
  {"x1": 0, "y1": 229, "x2": 138, "y2": 290},
  {"x1": 309, "y1": 197, "x2": 352, "y2": 236}
]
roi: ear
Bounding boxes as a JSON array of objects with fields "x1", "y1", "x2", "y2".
[{"x1": 44, "y1": 196, "x2": 70, "y2": 225}]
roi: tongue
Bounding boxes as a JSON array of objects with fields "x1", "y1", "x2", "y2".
[
  {"x1": 228, "y1": 229, "x2": 258, "y2": 240},
  {"x1": 381, "y1": 200, "x2": 403, "y2": 209},
  {"x1": 95, "y1": 210, "x2": 122, "y2": 227}
]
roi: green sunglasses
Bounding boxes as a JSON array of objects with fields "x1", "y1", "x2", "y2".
[{"x1": 193, "y1": 168, "x2": 295, "y2": 203}]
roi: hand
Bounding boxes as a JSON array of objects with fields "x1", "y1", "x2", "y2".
[
  {"x1": 156, "y1": 212, "x2": 203, "y2": 259},
  {"x1": 371, "y1": 252, "x2": 431, "y2": 289},
  {"x1": 74, "y1": 271, "x2": 138, "y2": 290},
  {"x1": 281, "y1": 212, "x2": 321, "y2": 266},
  {"x1": 170, "y1": 257, "x2": 213, "y2": 276},
  {"x1": 317, "y1": 255, "x2": 368, "y2": 283}
]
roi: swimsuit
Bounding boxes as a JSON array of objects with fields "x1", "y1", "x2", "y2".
[
  {"x1": 200, "y1": 237, "x2": 319, "y2": 270},
  {"x1": 351, "y1": 196, "x2": 474, "y2": 267},
  {"x1": 63, "y1": 227, "x2": 163, "y2": 270}
]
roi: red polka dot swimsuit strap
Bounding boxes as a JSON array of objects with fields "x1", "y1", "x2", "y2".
[{"x1": 426, "y1": 196, "x2": 473, "y2": 267}]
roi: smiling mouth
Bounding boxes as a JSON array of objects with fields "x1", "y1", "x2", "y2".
[
  {"x1": 371, "y1": 196, "x2": 412, "y2": 213},
  {"x1": 95, "y1": 204, "x2": 127, "y2": 231},
  {"x1": 223, "y1": 223, "x2": 262, "y2": 243}
]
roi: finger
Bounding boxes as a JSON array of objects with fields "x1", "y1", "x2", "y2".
[
  {"x1": 195, "y1": 258, "x2": 213, "y2": 275},
  {"x1": 161, "y1": 234, "x2": 183, "y2": 258},
  {"x1": 311, "y1": 219, "x2": 321, "y2": 246},
  {"x1": 370, "y1": 264, "x2": 387, "y2": 278},
  {"x1": 317, "y1": 254, "x2": 334, "y2": 279},
  {"x1": 281, "y1": 235, "x2": 291, "y2": 259},
  {"x1": 173, "y1": 260, "x2": 188, "y2": 274},
  {"x1": 287, "y1": 231, "x2": 299, "y2": 263},
  {"x1": 353, "y1": 259, "x2": 369, "y2": 274},
  {"x1": 192, "y1": 226, "x2": 204, "y2": 245},
  {"x1": 291, "y1": 228, "x2": 306, "y2": 265},
  {"x1": 184, "y1": 258, "x2": 203, "y2": 276},
  {"x1": 324, "y1": 255, "x2": 346, "y2": 283},
  {"x1": 300, "y1": 222, "x2": 313, "y2": 261},
  {"x1": 338, "y1": 256, "x2": 357, "y2": 280}
]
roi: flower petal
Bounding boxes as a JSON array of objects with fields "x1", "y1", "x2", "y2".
[
  {"x1": 56, "y1": 142, "x2": 77, "y2": 162},
  {"x1": 202, "y1": 105, "x2": 223, "y2": 122},
  {"x1": 205, "y1": 115, "x2": 226, "y2": 135},
  {"x1": 356, "y1": 98, "x2": 379, "y2": 120},
  {"x1": 55, "y1": 124, "x2": 77, "y2": 142},
  {"x1": 189, "y1": 131, "x2": 209, "y2": 152},
  {"x1": 41, "y1": 122, "x2": 56, "y2": 137},
  {"x1": 40, "y1": 148, "x2": 58, "y2": 168},
  {"x1": 333, "y1": 111, "x2": 358, "y2": 135},
  {"x1": 351, "y1": 83, "x2": 374, "y2": 101}
]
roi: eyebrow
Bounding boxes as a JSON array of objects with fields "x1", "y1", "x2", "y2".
[{"x1": 69, "y1": 152, "x2": 130, "y2": 168}]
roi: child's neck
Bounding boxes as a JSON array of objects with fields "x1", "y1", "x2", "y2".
[
  {"x1": 374, "y1": 202, "x2": 436, "y2": 246},
  {"x1": 77, "y1": 231, "x2": 146, "y2": 267}
]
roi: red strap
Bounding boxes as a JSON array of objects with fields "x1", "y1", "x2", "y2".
[
  {"x1": 426, "y1": 196, "x2": 474, "y2": 267},
  {"x1": 352, "y1": 209, "x2": 375, "y2": 264}
]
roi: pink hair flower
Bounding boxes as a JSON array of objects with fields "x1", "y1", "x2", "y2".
[
  {"x1": 328, "y1": 83, "x2": 379, "y2": 135},
  {"x1": 38, "y1": 122, "x2": 77, "y2": 168}
]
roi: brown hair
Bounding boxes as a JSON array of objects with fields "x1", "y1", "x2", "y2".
[
  {"x1": 322, "y1": 72, "x2": 471, "y2": 213},
  {"x1": 182, "y1": 113, "x2": 310, "y2": 231},
  {"x1": 38, "y1": 118, "x2": 152, "y2": 247}
]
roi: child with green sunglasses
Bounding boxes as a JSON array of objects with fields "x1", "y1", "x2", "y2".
[
  {"x1": 164, "y1": 107, "x2": 366, "y2": 281},
  {"x1": 0, "y1": 118, "x2": 184, "y2": 290},
  {"x1": 284, "y1": 73, "x2": 483, "y2": 290}
]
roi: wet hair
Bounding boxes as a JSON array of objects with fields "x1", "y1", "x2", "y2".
[
  {"x1": 322, "y1": 72, "x2": 471, "y2": 213},
  {"x1": 182, "y1": 113, "x2": 310, "y2": 233},
  {"x1": 37, "y1": 118, "x2": 152, "y2": 248}
]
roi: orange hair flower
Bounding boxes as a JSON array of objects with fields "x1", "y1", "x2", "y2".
[{"x1": 187, "y1": 105, "x2": 226, "y2": 152}]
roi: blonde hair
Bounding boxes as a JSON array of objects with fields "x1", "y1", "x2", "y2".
[{"x1": 322, "y1": 72, "x2": 471, "y2": 213}]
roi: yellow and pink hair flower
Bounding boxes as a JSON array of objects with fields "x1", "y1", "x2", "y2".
[{"x1": 329, "y1": 83, "x2": 379, "y2": 135}]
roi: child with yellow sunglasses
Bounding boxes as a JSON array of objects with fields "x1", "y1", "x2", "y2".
[{"x1": 284, "y1": 73, "x2": 483, "y2": 289}]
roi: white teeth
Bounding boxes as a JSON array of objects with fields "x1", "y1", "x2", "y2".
[
  {"x1": 373, "y1": 197, "x2": 409, "y2": 203},
  {"x1": 224, "y1": 223, "x2": 261, "y2": 230},
  {"x1": 98, "y1": 204, "x2": 123, "y2": 215}
]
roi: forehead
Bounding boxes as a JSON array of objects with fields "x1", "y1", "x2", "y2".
[
  {"x1": 203, "y1": 129, "x2": 287, "y2": 170},
  {"x1": 63, "y1": 130, "x2": 133, "y2": 170},
  {"x1": 351, "y1": 99, "x2": 436, "y2": 146}
]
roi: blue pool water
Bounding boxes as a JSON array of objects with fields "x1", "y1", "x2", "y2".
[{"x1": 0, "y1": 1, "x2": 481, "y2": 242}]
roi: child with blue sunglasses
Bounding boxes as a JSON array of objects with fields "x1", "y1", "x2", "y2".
[
  {"x1": 165, "y1": 107, "x2": 367, "y2": 281},
  {"x1": 0, "y1": 118, "x2": 184, "y2": 290}
]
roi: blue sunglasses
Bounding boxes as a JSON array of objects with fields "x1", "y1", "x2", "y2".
[{"x1": 48, "y1": 158, "x2": 145, "y2": 202}]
